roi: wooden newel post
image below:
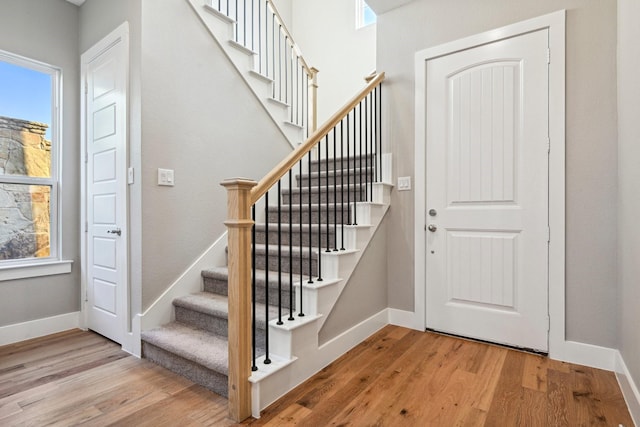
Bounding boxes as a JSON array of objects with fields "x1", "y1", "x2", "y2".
[
  {"x1": 221, "y1": 177, "x2": 257, "y2": 422},
  {"x1": 308, "y1": 67, "x2": 319, "y2": 133}
]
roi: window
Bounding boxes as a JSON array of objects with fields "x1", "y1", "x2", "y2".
[
  {"x1": 356, "y1": 0, "x2": 376, "y2": 29},
  {"x1": 0, "y1": 50, "x2": 60, "y2": 267}
]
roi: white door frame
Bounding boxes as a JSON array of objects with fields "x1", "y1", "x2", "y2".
[
  {"x1": 80, "y1": 22, "x2": 130, "y2": 348},
  {"x1": 414, "y1": 11, "x2": 565, "y2": 358}
]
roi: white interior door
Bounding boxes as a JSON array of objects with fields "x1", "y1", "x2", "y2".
[
  {"x1": 83, "y1": 28, "x2": 128, "y2": 344},
  {"x1": 425, "y1": 29, "x2": 549, "y2": 351}
]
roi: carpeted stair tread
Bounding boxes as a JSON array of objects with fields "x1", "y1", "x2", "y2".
[
  {"x1": 141, "y1": 322, "x2": 228, "y2": 375},
  {"x1": 173, "y1": 291, "x2": 282, "y2": 329},
  {"x1": 203, "y1": 266, "x2": 309, "y2": 287},
  {"x1": 280, "y1": 182, "x2": 365, "y2": 196},
  {"x1": 173, "y1": 292, "x2": 230, "y2": 319}
]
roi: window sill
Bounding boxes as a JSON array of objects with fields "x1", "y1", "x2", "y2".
[{"x1": 0, "y1": 260, "x2": 73, "y2": 281}]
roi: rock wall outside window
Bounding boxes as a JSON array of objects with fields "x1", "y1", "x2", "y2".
[{"x1": 0, "y1": 116, "x2": 51, "y2": 260}]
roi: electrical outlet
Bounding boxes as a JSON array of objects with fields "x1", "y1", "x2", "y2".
[
  {"x1": 158, "y1": 168, "x2": 175, "y2": 186},
  {"x1": 397, "y1": 176, "x2": 412, "y2": 191}
]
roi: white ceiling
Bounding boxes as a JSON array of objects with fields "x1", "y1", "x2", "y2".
[{"x1": 65, "y1": 0, "x2": 86, "y2": 6}]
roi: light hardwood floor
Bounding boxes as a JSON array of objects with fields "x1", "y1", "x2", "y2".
[{"x1": 0, "y1": 326, "x2": 634, "y2": 426}]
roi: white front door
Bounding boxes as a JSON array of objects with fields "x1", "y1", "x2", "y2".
[
  {"x1": 425, "y1": 29, "x2": 549, "y2": 351},
  {"x1": 82, "y1": 26, "x2": 129, "y2": 344}
]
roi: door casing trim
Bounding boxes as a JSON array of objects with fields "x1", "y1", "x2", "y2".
[{"x1": 413, "y1": 10, "x2": 566, "y2": 359}]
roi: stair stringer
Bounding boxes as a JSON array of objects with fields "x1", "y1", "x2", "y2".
[
  {"x1": 185, "y1": 0, "x2": 303, "y2": 148},
  {"x1": 248, "y1": 182, "x2": 392, "y2": 417}
]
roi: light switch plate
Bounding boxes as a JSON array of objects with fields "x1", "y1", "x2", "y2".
[
  {"x1": 158, "y1": 168, "x2": 175, "y2": 186},
  {"x1": 397, "y1": 176, "x2": 411, "y2": 191}
]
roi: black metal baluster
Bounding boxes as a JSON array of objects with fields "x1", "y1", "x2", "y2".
[
  {"x1": 369, "y1": 92, "x2": 373, "y2": 201},
  {"x1": 324, "y1": 135, "x2": 330, "y2": 255},
  {"x1": 288, "y1": 170, "x2": 294, "y2": 321},
  {"x1": 364, "y1": 95, "x2": 369, "y2": 202},
  {"x1": 299, "y1": 159, "x2": 305, "y2": 316},
  {"x1": 340, "y1": 120, "x2": 345, "y2": 250},
  {"x1": 264, "y1": 191, "x2": 271, "y2": 365},
  {"x1": 277, "y1": 181, "x2": 283, "y2": 325},
  {"x1": 307, "y1": 153, "x2": 313, "y2": 284},
  {"x1": 379, "y1": 84, "x2": 383, "y2": 184},
  {"x1": 351, "y1": 109, "x2": 357, "y2": 225},
  {"x1": 333, "y1": 129, "x2": 338, "y2": 251},
  {"x1": 373, "y1": 87, "x2": 377, "y2": 183},
  {"x1": 347, "y1": 113, "x2": 351, "y2": 225},
  {"x1": 358, "y1": 101, "x2": 363, "y2": 205},
  {"x1": 251, "y1": 205, "x2": 257, "y2": 371},
  {"x1": 317, "y1": 141, "x2": 324, "y2": 282}
]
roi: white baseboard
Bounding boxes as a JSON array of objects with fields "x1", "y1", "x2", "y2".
[
  {"x1": 550, "y1": 340, "x2": 618, "y2": 371},
  {"x1": 616, "y1": 351, "x2": 640, "y2": 426},
  {"x1": 388, "y1": 308, "x2": 422, "y2": 330},
  {"x1": 0, "y1": 312, "x2": 80, "y2": 346}
]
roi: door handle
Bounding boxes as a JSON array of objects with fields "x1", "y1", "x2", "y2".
[
  {"x1": 107, "y1": 228, "x2": 122, "y2": 236},
  {"x1": 428, "y1": 224, "x2": 437, "y2": 232}
]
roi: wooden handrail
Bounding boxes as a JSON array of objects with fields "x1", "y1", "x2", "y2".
[
  {"x1": 266, "y1": 0, "x2": 313, "y2": 76},
  {"x1": 250, "y1": 72, "x2": 385, "y2": 203}
]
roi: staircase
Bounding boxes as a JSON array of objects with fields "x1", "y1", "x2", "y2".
[
  {"x1": 139, "y1": 0, "x2": 389, "y2": 420},
  {"x1": 141, "y1": 153, "x2": 390, "y2": 401},
  {"x1": 185, "y1": 0, "x2": 317, "y2": 148}
]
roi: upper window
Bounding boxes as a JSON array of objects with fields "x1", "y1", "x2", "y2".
[
  {"x1": 0, "y1": 50, "x2": 60, "y2": 265},
  {"x1": 356, "y1": 0, "x2": 376, "y2": 29}
]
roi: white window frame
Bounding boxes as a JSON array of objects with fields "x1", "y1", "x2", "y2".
[
  {"x1": 356, "y1": 0, "x2": 376, "y2": 29},
  {"x1": 0, "y1": 49, "x2": 71, "y2": 280}
]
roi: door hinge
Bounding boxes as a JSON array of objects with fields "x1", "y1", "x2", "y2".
[
  {"x1": 85, "y1": 221, "x2": 88, "y2": 233},
  {"x1": 547, "y1": 226, "x2": 551, "y2": 243},
  {"x1": 547, "y1": 137, "x2": 551, "y2": 154},
  {"x1": 547, "y1": 315, "x2": 551, "y2": 332},
  {"x1": 546, "y1": 48, "x2": 551, "y2": 64}
]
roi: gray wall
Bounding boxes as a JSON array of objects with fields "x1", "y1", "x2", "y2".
[
  {"x1": 617, "y1": 0, "x2": 640, "y2": 392},
  {"x1": 376, "y1": 0, "x2": 619, "y2": 347},
  {"x1": 319, "y1": 217, "x2": 389, "y2": 344},
  {"x1": 0, "y1": 0, "x2": 80, "y2": 326},
  {"x1": 138, "y1": 0, "x2": 293, "y2": 309},
  {"x1": 290, "y1": 0, "x2": 376, "y2": 124}
]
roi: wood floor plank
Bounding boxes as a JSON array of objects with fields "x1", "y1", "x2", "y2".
[
  {"x1": 547, "y1": 368, "x2": 572, "y2": 426},
  {"x1": 281, "y1": 329, "x2": 423, "y2": 426},
  {"x1": 469, "y1": 344, "x2": 508, "y2": 412},
  {"x1": 522, "y1": 353, "x2": 548, "y2": 392},
  {"x1": 1, "y1": 326, "x2": 634, "y2": 426}
]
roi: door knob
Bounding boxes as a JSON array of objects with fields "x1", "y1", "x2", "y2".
[
  {"x1": 107, "y1": 228, "x2": 122, "y2": 236},
  {"x1": 428, "y1": 224, "x2": 437, "y2": 232}
]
